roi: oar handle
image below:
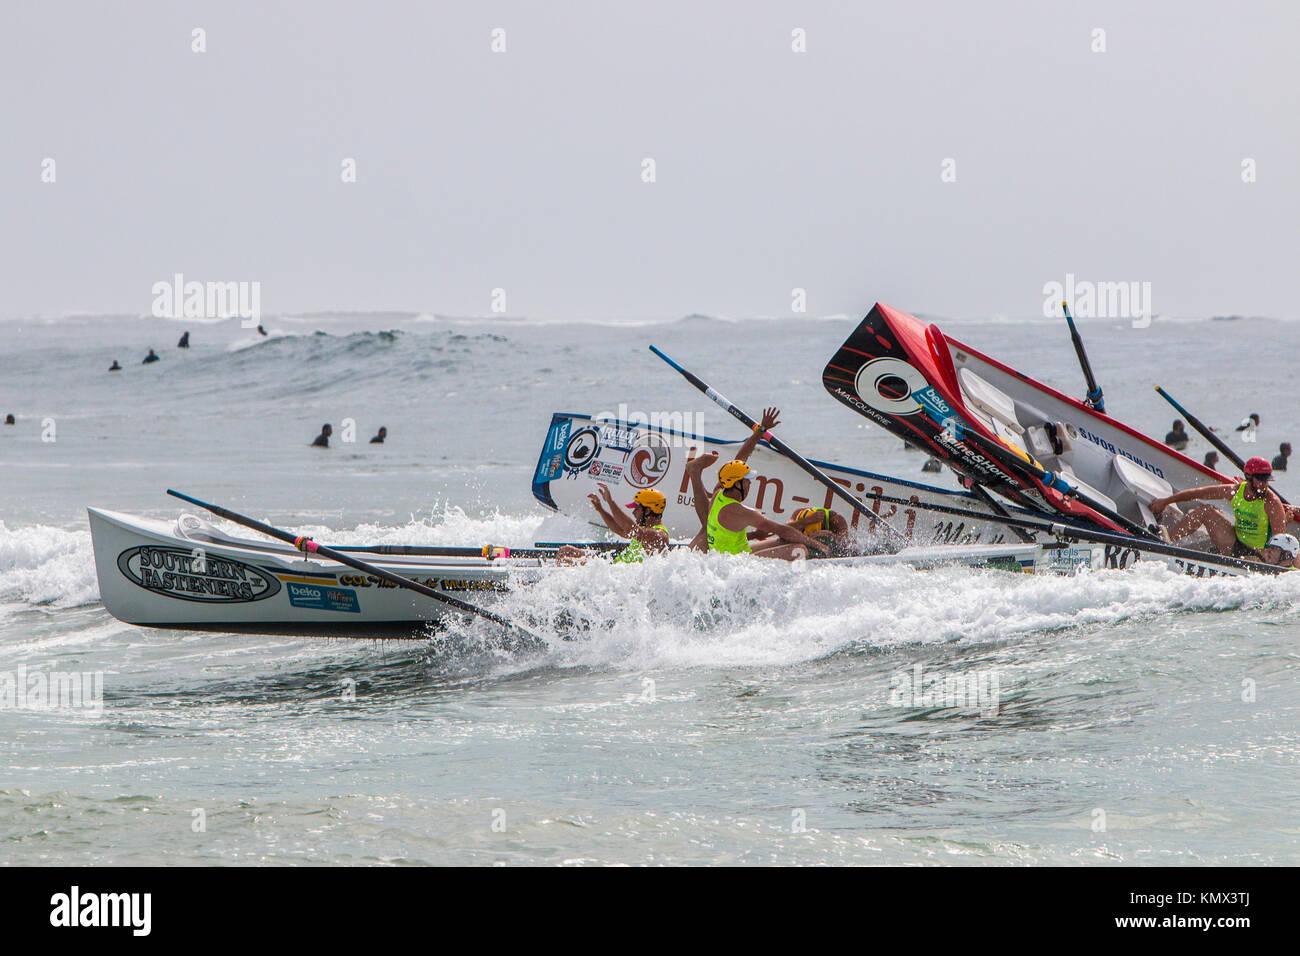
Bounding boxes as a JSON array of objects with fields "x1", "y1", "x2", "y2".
[{"x1": 1063, "y1": 301, "x2": 1104, "y2": 412}]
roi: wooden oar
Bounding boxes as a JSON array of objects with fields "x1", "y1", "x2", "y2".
[
  {"x1": 339, "y1": 542, "x2": 626, "y2": 557},
  {"x1": 649, "y1": 345, "x2": 908, "y2": 546},
  {"x1": 166, "y1": 490, "x2": 540, "y2": 641},
  {"x1": 1063, "y1": 301, "x2": 1105, "y2": 412},
  {"x1": 1155, "y1": 385, "x2": 1290, "y2": 513}
]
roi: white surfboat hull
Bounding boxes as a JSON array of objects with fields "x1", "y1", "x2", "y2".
[
  {"x1": 532, "y1": 412, "x2": 1041, "y2": 546},
  {"x1": 88, "y1": 508, "x2": 534, "y2": 636}
]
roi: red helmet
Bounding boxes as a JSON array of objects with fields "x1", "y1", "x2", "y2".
[{"x1": 1244, "y1": 456, "x2": 1272, "y2": 476}]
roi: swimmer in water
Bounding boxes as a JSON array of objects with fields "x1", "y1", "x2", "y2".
[
  {"x1": 369, "y1": 427, "x2": 387, "y2": 444},
  {"x1": 177, "y1": 331, "x2": 190, "y2": 348},
  {"x1": 311, "y1": 424, "x2": 332, "y2": 448},
  {"x1": 142, "y1": 349, "x2": 160, "y2": 364},
  {"x1": 109, "y1": 360, "x2": 122, "y2": 371}
]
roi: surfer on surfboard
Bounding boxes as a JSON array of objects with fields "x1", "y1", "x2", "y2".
[{"x1": 1151, "y1": 457, "x2": 1287, "y2": 559}]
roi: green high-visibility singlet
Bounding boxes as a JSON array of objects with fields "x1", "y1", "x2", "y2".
[
  {"x1": 1231, "y1": 482, "x2": 1269, "y2": 550},
  {"x1": 612, "y1": 525, "x2": 667, "y2": 564},
  {"x1": 707, "y1": 491, "x2": 752, "y2": 554}
]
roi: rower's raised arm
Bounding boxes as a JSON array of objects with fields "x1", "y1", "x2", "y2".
[{"x1": 732, "y1": 406, "x2": 781, "y2": 465}]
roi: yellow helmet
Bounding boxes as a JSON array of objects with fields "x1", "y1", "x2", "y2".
[
  {"x1": 628, "y1": 488, "x2": 666, "y2": 514},
  {"x1": 792, "y1": 507, "x2": 828, "y2": 535},
  {"x1": 717, "y1": 459, "x2": 751, "y2": 489}
]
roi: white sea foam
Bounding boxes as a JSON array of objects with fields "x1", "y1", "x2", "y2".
[
  {"x1": 0, "y1": 522, "x2": 98, "y2": 609},
  {"x1": 443, "y1": 549, "x2": 1300, "y2": 674}
]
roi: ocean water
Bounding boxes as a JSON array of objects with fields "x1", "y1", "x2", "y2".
[{"x1": 1, "y1": 310, "x2": 1298, "y2": 865}]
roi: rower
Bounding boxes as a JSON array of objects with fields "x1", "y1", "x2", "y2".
[
  {"x1": 557, "y1": 485, "x2": 669, "y2": 564},
  {"x1": 703, "y1": 460, "x2": 828, "y2": 560},
  {"x1": 788, "y1": 507, "x2": 854, "y2": 556},
  {"x1": 1259, "y1": 533, "x2": 1300, "y2": 569},
  {"x1": 311, "y1": 423, "x2": 332, "y2": 448},
  {"x1": 682, "y1": 406, "x2": 782, "y2": 550},
  {"x1": 1151, "y1": 456, "x2": 1287, "y2": 559}
]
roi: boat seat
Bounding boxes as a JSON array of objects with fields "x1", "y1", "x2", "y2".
[
  {"x1": 1056, "y1": 465, "x2": 1119, "y2": 514},
  {"x1": 1111, "y1": 454, "x2": 1174, "y2": 501},
  {"x1": 958, "y1": 367, "x2": 1020, "y2": 430},
  {"x1": 956, "y1": 367, "x2": 1028, "y2": 451},
  {"x1": 1111, "y1": 454, "x2": 1174, "y2": 529}
]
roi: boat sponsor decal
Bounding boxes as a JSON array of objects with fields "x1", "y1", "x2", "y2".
[
  {"x1": 915, "y1": 386, "x2": 956, "y2": 427},
  {"x1": 1098, "y1": 544, "x2": 1231, "y2": 577},
  {"x1": 625, "y1": 431, "x2": 670, "y2": 489},
  {"x1": 982, "y1": 554, "x2": 1034, "y2": 573},
  {"x1": 117, "y1": 546, "x2": 282, "y2": 603},
  {"x1": 562, "y1": 426, "x2": 601, "y2": 472},
  {"x1": 418, "y1": 577, "x2": 508, "y2": 592},
  {"x1": 534, "y1": 418, "x2": 573, "y2": 483},
  {"x1": 599, "y1": 422, "x2": 639, "y2": 451},
  {"x1": 1047, "y1": 546, "x2": 1095, "y2": 572},
  {"x1": 285, "y1": 581, "x2": 360, "y2": 613},
  {"x1": 588, "y1": 460, "x2": 624, "y2": 483},
  {"x1": 1073, "y1": 425, "x2": 1167, "y2": 479},
  {"x1": 853, "y1": 356, "x2": 932, "y2": 417},
  {"x1": 853, "y1": 357, "x2": 964, "y2": 435}
]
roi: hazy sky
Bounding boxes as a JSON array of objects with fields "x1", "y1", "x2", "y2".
[{"x1": 3, "y1": 1, "x2": 1297, "y2": 320}]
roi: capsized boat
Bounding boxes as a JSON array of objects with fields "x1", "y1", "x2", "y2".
[
  {"x1": 822, "y1": 303, "x2": 1229, "y2": 534},
  {"x1": 532, "y1": 411, "x2": 1043, "y2": 545}
]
